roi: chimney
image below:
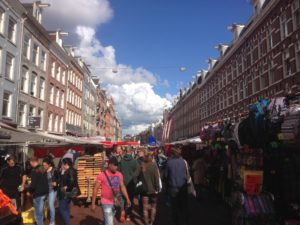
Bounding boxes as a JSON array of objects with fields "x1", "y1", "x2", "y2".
[
  {"x1": 215, "y1": 44, "x2": 229, "y2": 57},
  {"x1": 252, "y1": 0, "x2": 266, "y2": 16},
  {"x1": 207, "y1": 58, "x2": 217, "y2": 70},
  {"x1": 49, "y1": 30, "x2": 68, "y2": 47},
  {"x1": 228, "y1": 24, "x2": 245, "y2": 41},
  {"x1": 32, "y1": 1, "x2": 50, "y2": 24}
]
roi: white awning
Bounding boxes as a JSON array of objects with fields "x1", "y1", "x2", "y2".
[{"x1": 170, "y1": 136, "x2": 202, "y2": 145}]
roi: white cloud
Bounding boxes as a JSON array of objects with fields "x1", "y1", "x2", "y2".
[
  {"x1": 106, "y1": 83, "x2": 171, "y2": 135},
  {"x1": 20, "y1": 0, "x2": 170, "y2": 135},
  {"x1": 21, "y1": 0, "x2": 113, "y2": 31}
]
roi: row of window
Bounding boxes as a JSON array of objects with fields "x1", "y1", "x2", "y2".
[
  {"x1": 68, "y1": 70, "x2": 83, "y2": 91},
  {"x1": 50, "y1": 61, "x2": 66, "y2": 84},
  {"x1": 17, "y1": 102, "x2": 44, "y2": 128},
  {"x1": 0, "y1": 7, "x2": 17, "y2": 44},
  {"x1": 48, "y1": 113, "x2": 64, "y2": 133},
  {"x1": 66, "y1": 110, "x2": 81, "y2": 127},
  {"x1": 67, "y1": 89, "x2": 82, "y2": 109},
  {"x1": 49, "y1": 84, "x2": 65, "y2": 108},
  {"x1": 21, "y1": 66, "x2": 45, "y2": 99},
  {"x1": 23, "y1": 34, "x2": 47, "y2": 71}
]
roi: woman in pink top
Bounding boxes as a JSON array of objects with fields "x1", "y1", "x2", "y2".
[{"x1": 91, "y1": 157, "x2": 131, "y2": 225}]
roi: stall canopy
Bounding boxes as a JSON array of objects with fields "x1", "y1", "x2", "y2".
[{"x1": 170, "y1": 136, "x2": 202, "y2": 145}]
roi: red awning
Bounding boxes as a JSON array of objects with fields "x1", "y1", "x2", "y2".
[{"x1": 101, "y1": 141, "x2": 114, "y2": 149}]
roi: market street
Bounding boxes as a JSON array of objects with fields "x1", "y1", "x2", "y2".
[{"x1": 49, "y1": 195, "x2": 231, "y2": 225}]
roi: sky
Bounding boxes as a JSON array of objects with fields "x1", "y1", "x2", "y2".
[{"x1": 21, "y1": 0, "x2": 253, "y2": 135}]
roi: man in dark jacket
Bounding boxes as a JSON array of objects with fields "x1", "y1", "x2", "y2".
[
  {"x1": 120, "y1": 147, "x2": 138, "y2": 221},
  {"x1": 26, "y1": 157, "x2": 49, "y2": 225},
  {"x1": 165, "y1": 147, "x2": 189, "y2": 225},
  {"x1": 0, "y1": 155, "x2": 24, "y2": 210}
]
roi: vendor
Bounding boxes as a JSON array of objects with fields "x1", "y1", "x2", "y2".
[{"x1": 0, "y1": 155, "x2": 25, "y2": 210}]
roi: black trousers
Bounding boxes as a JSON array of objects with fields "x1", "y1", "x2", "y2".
[{"x1": 169, "y1": 186, "x2": 189, "y2": 225}]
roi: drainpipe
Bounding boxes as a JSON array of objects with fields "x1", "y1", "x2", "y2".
[{"x1": 15, "y1": 16, "x2": 27, "y2": 124}]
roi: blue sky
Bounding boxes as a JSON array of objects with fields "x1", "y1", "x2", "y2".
[
  {"x1": 21, "y1": 0, "x2": 254, "y2": 134},
  {"x1": 98, "y1": 0, "x2": 253, "y2": 97}
]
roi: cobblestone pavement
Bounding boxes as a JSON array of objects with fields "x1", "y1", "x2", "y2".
[{"x1": 42, "y1": 193, "x2": 231, "y2": 225}]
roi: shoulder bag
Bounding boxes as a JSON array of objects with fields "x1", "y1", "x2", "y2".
[{"x1": 184, "y1": 160, "x2": 196, "y2": 197}]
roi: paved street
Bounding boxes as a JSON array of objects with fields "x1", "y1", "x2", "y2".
[{"x1": 46, "y1": 193, "x2": 231, "y2": 225}]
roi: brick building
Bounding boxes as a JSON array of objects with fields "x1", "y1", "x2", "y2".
[{"x1": 166, "y1": 0, "x2": 300, "y2": 142}]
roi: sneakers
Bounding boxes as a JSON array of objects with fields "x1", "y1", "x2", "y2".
[{"x1": 120, "y1": 211, "x2": 125, "y2": 223}]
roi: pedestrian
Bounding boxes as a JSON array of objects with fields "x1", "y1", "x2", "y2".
[
  {"x1": 165, "y1": 147, "x2": 189, "y2": 225},
  {"x1": 155, "y1": 148, "x2": 167, "y2": 176},
  {"x1": 119, "y1": 147, "x2": 138, "y2": 221},
  {"x1": 91, "y1": 157, "x2": 131, "y2": 225},
  {"x1": 0, "y1": 155, "x2": 24, "y2": 210},
  {"x1": 26, "y1": 157, "x2": 49, "y2": 225},
  {"x1": 134, "y1": 153, "x2": 160, "y2": 225},
  {"x1": 192, "y1": 151, "x2": 208, "y2": 201},
  {"x1": 43, "y1": 157, "x2": 59, "y2": 225},
  {"x1": 58, "y1": 158, "x2": 78, "y2": 225}
]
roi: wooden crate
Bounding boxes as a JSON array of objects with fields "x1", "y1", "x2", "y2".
[{"x1": 77, "y1": 153, "x2": 104, "y2": 198}]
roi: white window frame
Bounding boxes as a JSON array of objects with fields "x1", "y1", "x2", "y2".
[
  {"x1": 32, "y1": 43, "x2": 39, "y2": 66},
  {"x1": 30, "y1": 72, "x2": 37, "y2": 97},
  {"x1": 5, "y1": 52, "x2": 14, "y2": 80},
  {"x1": 21, "y1": 66, "x2": 29, "y2": 93},
  {"x1": 40, "y1": 50, "x2": 46, "y2": 71},
  {"x1": 18, "y1": 102, "x2": 26, "y2": 127},
  {"x1": 23, "y1": 35, "x2": 30, "y2": 59},
  {"x1": 39, "y1": 77, "x2": 45, "y2": 100},
  {"x1": 0, "y1": 7, "x2": 5, "y2": 35},
  {"x1": 7, "y1": 17, "x2": 17, "y2": 43},
  {"x1": 2, "y1": 91, "x2": 11, "y2": 118}
]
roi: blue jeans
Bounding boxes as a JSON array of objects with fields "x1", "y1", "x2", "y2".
[
  {"x1": 102, "y1": 204, "x2": 115, "y2": 225},
  {"x1": 33, "y1": 195, "x2": 46, "y2": 225},
  {"x1": 59, "y1": 198, "x2": 71, "y2": 225},
  {"x1": 48, "y1": 190, "x2": 57, "y2": 224}
]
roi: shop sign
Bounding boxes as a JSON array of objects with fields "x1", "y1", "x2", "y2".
[{"x1": 29, "y1": 116, "x2": 41, "y2": 129}]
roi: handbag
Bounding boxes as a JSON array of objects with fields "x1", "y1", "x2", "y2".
[
  {"x1": 184, "y1": 160, "x2": 196, "y2": 197},
  {"x1": 104, "y1": 170, "x2": 123, "y2": 207}
]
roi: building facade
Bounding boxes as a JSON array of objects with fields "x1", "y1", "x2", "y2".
[
  {"x1": 0, "y1": 0, "x2": 25, "y2": 125},
  {"x1": 18, "y1": 2, "x2": 50, "y2": 130},
  {"x1": 167, "y1": 0, "x2": 300, "y2": 142}
]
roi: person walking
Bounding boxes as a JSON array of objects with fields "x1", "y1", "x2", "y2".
[
  {"x1": 43, "y1": 157, "x2": 59, "y2": 225},
  {"x1": 134, "y1": 153, "x2": 160, "y2": 225},
  {"x1": 119, "y1": 147, "x2": 138, "y2": 221},
  {"x1": 91, "y1": 157, "x2": 131, "y2": 225},
  {"x1": 0, "y1": 155, "x2": 24, "y2": 211},
  {"x1": 165, "y1": 147, "x2": 189, "y2": 225},
  {"x1": 26, "y1": 157, "x2": 49, "y2": 225},
  {"x1": 58, "y1": 158, "x2": 78, "y2": 225}
]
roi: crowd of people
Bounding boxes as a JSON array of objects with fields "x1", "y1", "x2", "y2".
[{"x1": 0, "y1": 145, "x2": 210, "y2": 225}]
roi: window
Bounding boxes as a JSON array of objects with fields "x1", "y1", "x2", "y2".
[
  {"x1": 39, "y1": 77, "x2": 45, "y2": 100},
  {"x1": 8, "y1": 17, "x2": 16, "y2": 43},
  {"x1": 280, "y1": 12, "x2": 289, "y2": 39},
  {"x1": 29, "y1": 105, "x2": 35, "y2": 117},
  {"x1": 60, "y1": 91, "x2": 65, "y2": 108},
  {"x1": 267, "y1": 27, "x2": 273, "y2": 50},
  {"x1": 56, "y1": 66, "x2": 61, "y2": 81},
  {"x1": 51, "y1": 62, "x2": 55, "y2": 77},
  {"x1": 30, "y1": 72, "x2": 37, "y2": 96},
  {"x1": 48, "y1": 113, "x2": 53, "y2": 131},
  {"x1": 296, "y1": 41, "x2": 300, "y2": 71},
  {"x1": 18, "y1": 102, "x2": 26, "y2": 127},
  {"x1": 5, "y1": 53, "x2": 14, "y2": 80},
  {"x1": 38, "y1": 108, "x2": 43, "y2": 129},
  {"x1": 293, "y1": 0, "x2": 300, "y2": 29},
  {"x1": 40, "y1": 51, "x2": 46, "y2": 71},
  {"x1": 59, "y1": 117, "x2": 63, "y2": 132},
  {"x1": 49, "y1": 84, "x2": 54, "y2": 104},
  {"x1": 21, "y1": 66, "x2": 29, "y2": 93},
  {"x1": 55, "y1": 88, "x2": 60, "y2": 106},
  {"x1": 283, "y1": 49, "x2": 291, "y2": 76},
  {"x1": 2, "y1": 92, "x2": 11, "y2": 117},
  {"x1": 0, "y1": 7, "x2": 4, "y2": 34},
  {"x1": 62, "y1": 70, "x2": 66, "y2": 85},
  {"x1": 23, "y1": 35, "x2": 30, "y2": 58},
  {"x1": 32, "y1": 43, "x2": 39, "y2": 65},
  {"x1": 54, "y1": 115, "x2": 58, "y2": 132}
]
